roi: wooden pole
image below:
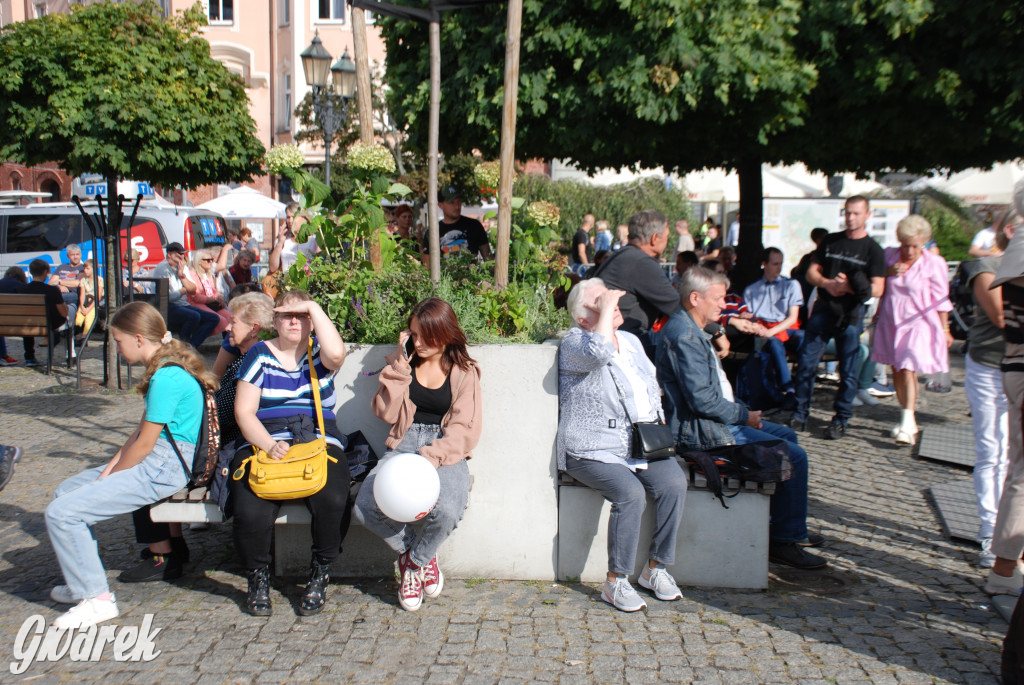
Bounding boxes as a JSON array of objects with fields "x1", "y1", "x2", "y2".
[
  {"x1": 351, "y1": 8, "x2": 374, "y2": 146},
  {"x1": 494, "y1": 0, "x2": 523, "y2": 288},
  {"x1": 351, "y1": 6, "x2": 383, "y2": 270},
  {"x1": 427, "y1": 20, "x2": 441, "y2": 283}
]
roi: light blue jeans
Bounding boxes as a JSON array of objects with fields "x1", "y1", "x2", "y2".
[
  {"x1": 45, "y1": 437, "x2": 193, "y2": 599},
  {"x1": 353, "y1": 423, "x2": 470, "y2": 568}
]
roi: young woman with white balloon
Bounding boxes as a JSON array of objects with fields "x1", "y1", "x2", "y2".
[{"x1": 353, "y1": 297, "x2": 482, "y2": 612}]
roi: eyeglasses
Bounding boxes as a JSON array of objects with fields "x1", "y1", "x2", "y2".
[
  {"x1": 276, "y1": 312, "x2": 310, "y2": 321},
  {"x1": 200, "y1": 258, "x2": 214, "y2": 262}
]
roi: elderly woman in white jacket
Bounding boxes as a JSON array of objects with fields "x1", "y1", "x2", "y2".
[{"x1": 557, "y1": 278, "x2": 689, "y2": 613}]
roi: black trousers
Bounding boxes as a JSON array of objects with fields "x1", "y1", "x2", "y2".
[
  {"x1": 131, "y1": 504, "x2": 172, "y2": 545},
  {"x1": 230, "y1": 444, "x2": 351, "y2": 570}
]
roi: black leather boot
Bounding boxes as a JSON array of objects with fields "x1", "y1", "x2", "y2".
[
  {"x1": 246, "y1": 567, "x2": 272, "y2": 616},
  {"x1": 298, "y1": 559, "x2": 330, "y2": 616}
]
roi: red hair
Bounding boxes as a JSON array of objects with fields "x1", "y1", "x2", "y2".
[{"x1": 409, "y1": 297, "x2": 474, "y2": 373}]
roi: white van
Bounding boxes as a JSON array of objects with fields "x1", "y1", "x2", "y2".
[{"x1": 0, "y1": 202, "x2": 228, "y2": 273}]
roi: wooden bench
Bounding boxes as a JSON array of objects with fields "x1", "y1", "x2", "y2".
[{"x1": 0, "y1": 293, "x2": 72, "y2": 374}]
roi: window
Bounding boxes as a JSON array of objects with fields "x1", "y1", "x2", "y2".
[
  {"x1": 284, "y1": 73, "x2": 293, "y2": 128},
  {"x1": 279, "y1": 0, "x2": 290, "y2": 25},
  {"x1": 34, "y1": 3, "x2": 47, "y2": 18},
  {"x1": 318, "y1": 0, "x2": 345, "y2": 22},
  {"x1": 6, "y1": 215, "x2": 85, "y2": 255},
  {"x1": 209, "y1": 0, "x2": 234, "y2": 23}
]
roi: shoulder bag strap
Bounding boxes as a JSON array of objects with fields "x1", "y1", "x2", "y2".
[
  {"x1": 606, "y1": 362, "x2": 636, "y2": 425},
  {"x1": 308, "y1": 337, "x2": 326, "y2": 439}
]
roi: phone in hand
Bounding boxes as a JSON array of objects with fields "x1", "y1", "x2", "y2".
[{"x1": 403, "y1": 337, "x2": 415, "y2": 360}]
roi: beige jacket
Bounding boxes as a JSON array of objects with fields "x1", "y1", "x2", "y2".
[{"x1": 372, "y1": 348, "x2": 483, "y2": 467}]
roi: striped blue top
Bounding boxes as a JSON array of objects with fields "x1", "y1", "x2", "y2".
[{"x1": 237, "y1": 337, "x2": 342, "y2": 448}]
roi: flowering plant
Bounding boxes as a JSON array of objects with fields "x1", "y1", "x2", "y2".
[
  {"x1": 347, "y1": 142, "x2": 396, "y2": 174},
  {"x1": 526, "y1": 201, "x2": 560, "y2": 228},
  {"x1": 264, "y1": 144, "x2": 305, "y2": 175},
  {"x1": 474, "y1": 161, "x2": 501, "y2": 199}
]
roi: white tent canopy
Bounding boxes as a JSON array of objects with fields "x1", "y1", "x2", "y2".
[
  {"x1": 913, "y1": 161, "x2": 1024, "y2": 205},
  {"x1": 197, "y1": 186, "x2": 286, "y2": 219},
  {"x1": 549, "y1": 160, "x2": 886, "y2": 202}
]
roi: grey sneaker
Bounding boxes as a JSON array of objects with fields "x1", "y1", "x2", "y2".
[
  {"x1": 49, "y1": 584, "x2": 81, "y2": 604},
  {"x1": 601, "y1": 577, "x2": 647, "y2": 613},
  {"x1": 638, "y1": 565, "x2": 682, "y2": 601},
  {"x1": 0, "y1": 445, "x2": 20, "y2": 491}
]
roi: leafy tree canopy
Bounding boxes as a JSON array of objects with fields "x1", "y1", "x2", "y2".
[
  {"x1": 0, "y1": 0, "x2": 264, "y2": 187},
  {"x1": 382, "y1": 0, "x2": 1024, "y2": 177}
]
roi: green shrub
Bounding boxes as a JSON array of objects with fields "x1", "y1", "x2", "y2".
[{"x1": 917, "y1": 194, "x2": 978, "y2": 263}]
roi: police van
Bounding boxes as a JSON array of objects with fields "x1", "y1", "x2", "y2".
[{"x1": 0, "y1": 202, "x2": 228, "y2": 274}]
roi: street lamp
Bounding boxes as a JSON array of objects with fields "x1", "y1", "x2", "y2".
[{"x1": 300, "y1": 32, "x2": 356, "y2": 186}]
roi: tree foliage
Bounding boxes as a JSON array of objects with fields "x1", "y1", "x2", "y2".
[
  {"x1": 381, "y1": 0, "x2": 1024, "y2": 285},
  {"x1": 0, "y1": 0, "x2": 265, "y2": 186}
]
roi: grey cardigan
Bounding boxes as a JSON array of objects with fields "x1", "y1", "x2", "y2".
[{"x1": 556, "y1": 327, "x2": 664, "y2": 471}]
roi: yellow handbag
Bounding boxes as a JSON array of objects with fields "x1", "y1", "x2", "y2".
[{"x1": 233, "y1": 338, "x2": 338, "y2": 500}]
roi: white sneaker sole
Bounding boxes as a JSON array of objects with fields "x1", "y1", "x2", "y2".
[{"x1": 52, "y1": 602, "x2": 119, "y2": 629}]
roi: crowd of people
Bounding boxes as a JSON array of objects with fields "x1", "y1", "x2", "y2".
[{"x1": 20, "y1": 185, "x2": 1024, "y2": 643}]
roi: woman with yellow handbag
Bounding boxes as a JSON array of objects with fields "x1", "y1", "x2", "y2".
[
  {"x1": 354, "y1": 297, "x2": 482, "y2": 612},
  {"x1": 231, "y1": 289, "x2": 350, "y2": 616}
]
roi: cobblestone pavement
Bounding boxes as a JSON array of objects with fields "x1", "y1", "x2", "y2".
[{"x1": 0, "y1": 339, "x2": 1008, "y2": 683}]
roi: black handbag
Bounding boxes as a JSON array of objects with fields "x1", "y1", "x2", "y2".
[{"x1": 608, "y1": 363, "x2": 676, "y2": 461}]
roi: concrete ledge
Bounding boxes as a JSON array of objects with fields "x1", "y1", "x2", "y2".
[{"x1": 556, "y1": 481, "x2": 770, "y2": 590}]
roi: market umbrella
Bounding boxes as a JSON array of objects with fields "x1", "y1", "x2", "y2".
[{"x1": 197, "y1": 186, "x2": 286, "y2": 219}]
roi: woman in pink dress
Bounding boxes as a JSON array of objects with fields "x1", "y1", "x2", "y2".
[{"x1": 872, "y1": 215, "x2": 954, "y2": 443}]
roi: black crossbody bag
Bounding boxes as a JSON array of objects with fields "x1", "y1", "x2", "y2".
[{"x1": 608, "y1": 364, "x2": 676, "y2": 461}]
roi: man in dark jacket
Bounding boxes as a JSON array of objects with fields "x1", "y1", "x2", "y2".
[
  {"x1": 590, "y1": 209, "x2": 678, "y2": 358},
  {"x1": 656, "y1": 266, "x2": 826, "y2": 569}
]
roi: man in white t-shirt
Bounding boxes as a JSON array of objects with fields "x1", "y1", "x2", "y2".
[{"x1": 969, "y1": 226, "x2": 1001, "y2": 258}]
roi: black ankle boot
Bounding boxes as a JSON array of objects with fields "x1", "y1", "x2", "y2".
[
  {"x1": 246, "y1": 567, "x2": 272, "y2": 616},
  {"x1": 298, "y1": 559, "x2": 330, "y2": 616},
  {"x1": 170, "y1": 536, "x2": 190, "y2": 563}
]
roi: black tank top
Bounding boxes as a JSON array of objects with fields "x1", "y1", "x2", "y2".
[{"x1": 410, "y1": 369, "x2": 452, "y2": 424}]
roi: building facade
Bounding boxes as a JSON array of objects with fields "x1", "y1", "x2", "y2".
[{"x1": 0, "y1": 0, "x2": 386, "y2": 205}]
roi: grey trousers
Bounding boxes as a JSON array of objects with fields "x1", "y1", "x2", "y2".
[{"x1": 565, "y1": 456, "x2": 688, "y2": 576}]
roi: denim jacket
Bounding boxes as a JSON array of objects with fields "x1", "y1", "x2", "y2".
[{"x1": 655, "y1": 307, "x2": 748, "y2": 450}]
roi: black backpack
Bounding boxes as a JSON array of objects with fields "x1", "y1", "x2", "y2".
[
  {"x1": 681, "y1": 440, "x2": 792, "y2": 508},
  {"x1": 166, "y1": 376, "x2": 221, "y2": 490}
]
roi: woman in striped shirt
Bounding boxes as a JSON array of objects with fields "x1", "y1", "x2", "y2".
[{"x1": 232, "y1": 289, "x2": 350, "y2": 617}]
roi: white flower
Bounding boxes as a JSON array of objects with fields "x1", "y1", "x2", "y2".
[
  {"x1": 265, "y1": 144, "x2": 305, "y2": 175},
  {"x1": 347, "y1": 143, "x2": 396, "y2": 174}
]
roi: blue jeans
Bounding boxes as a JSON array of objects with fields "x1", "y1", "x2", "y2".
[
  {"x1": 728, "y1": 422, "x2": 808, "y2": 543},
  {"x1": 167, "y1": 301, "x2": 219, "y2": 349},
  {"x1": 564, "y1": 456, "x2": 688, "y2": 576},
  {"x1": 45, "y1": 437, "x2": 193, "y2": 599},
  {"x1": 761, "y1": 329, "x2": 804, "y2": 392},
  {"x1": 353, "y1": 423, "x2": 470, "y2": 568},
  {"x1": 791, "y1": 305, "x2": 863, "y2": 423}
]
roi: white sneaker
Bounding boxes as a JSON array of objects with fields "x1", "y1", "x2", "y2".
[
  {"x1": 868, "y1": 382, "x2": 896, "y2": 397},
  {"x1": 980, "y1": 538, "x2": 996, "y2": 568},
  {"x1": 50, "y1": 585, "x2": 82, "y2": 604},
  {"x1": 638, "y1": 565, "x2": 682, "y2": 601},
  {"x1": 985, "y1": 567, "x2": 1024, "y2": 596},
  {"x1": 600, "y1": 577, "x2": 647, "y2": 612},
  {"x1": 52, "y1": 596, "x2": 119, "y2": 629},
  {"x1": 856, "y1": 389, "x2": 881, "y2": 406}
]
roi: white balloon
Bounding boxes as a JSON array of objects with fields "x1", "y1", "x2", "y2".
[{"x1": 372, "y1": 452, "x2": 441, "y2": 523}]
